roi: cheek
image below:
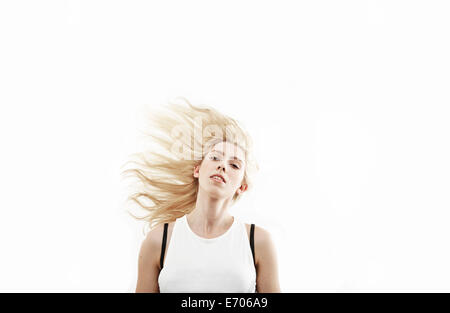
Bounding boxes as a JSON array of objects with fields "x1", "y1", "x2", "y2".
[
  {"x1": 199, "y1": 161, "x2": 213, "y2": 178},
  {"x1": 230, "y1": 171, "x2": 244, "y2": 184},
  {"x1": 202, "y1": 161, "x2": 214, "y2": 172}
]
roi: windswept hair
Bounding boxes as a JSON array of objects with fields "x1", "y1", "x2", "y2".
[{"x1": 121, "y1": 97, "x2": 259, "y2": 234}]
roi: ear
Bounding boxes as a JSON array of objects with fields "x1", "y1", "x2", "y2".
[
  {"x1": 193, "y1": 164, "x2": 200, "y2": 178},
  {"x1": 236, "y1": 184, "x2": 248, "y2": 194}
]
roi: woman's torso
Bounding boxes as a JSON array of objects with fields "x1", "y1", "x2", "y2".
[{"x1": 158, "y1": 215, "x2": 256, "y2": 293}]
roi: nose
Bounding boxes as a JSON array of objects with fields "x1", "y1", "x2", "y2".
[{"x1": 217, "y1": 164, "x2": 225, "y2": 172}]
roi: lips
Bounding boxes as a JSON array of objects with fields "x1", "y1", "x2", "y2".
[{"x1": 210, "y1": 174, "x2": 226, "y2": 183}]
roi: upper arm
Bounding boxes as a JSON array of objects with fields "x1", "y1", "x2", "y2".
[
  {"x1": 135, "y1": 226, "x2": 163, "y2": 293},
  {"x1": 254, "y1": 226, "x2": 281, "y2": 293}
]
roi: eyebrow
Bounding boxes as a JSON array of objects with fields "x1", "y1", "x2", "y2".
[{"x1": 211, "y1": 149, "x2": 244, "y2": 164}]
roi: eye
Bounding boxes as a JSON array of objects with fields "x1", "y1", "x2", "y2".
[{"x1": 210, "y1": 155, "x2": 240, "y2": 169}]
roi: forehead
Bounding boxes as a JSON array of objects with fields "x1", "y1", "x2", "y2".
[{"x1": 210, "y1": 142, "x2": 246, "y2": 160}]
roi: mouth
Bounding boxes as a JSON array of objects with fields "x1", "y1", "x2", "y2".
[{"x1": 210, "y1": 174, "x2": 226, "y2": 184}]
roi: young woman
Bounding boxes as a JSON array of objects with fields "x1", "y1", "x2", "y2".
[{"x1": 123, "y1": 98, "x2": 280, "y2": 292}]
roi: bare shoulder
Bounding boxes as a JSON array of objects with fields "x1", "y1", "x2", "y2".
[
  {"x1": 244, "y1": 223, "x2": 280, "y2": 292},
  {"x1": 244, "y1": 223, "x2": 273, "y2": 243},
  {"x1": 144, "y1": 221, "x2": 175, "y2": 244},
  {"x1": 244, "y1": 223, "x2": 275, "y2": 266},
  {"x1": 140, "y1": 221, "x2": 175, "y2": 270},
  {"x1": 136, "y1": 221, "x2": 175, "y2": 293}
]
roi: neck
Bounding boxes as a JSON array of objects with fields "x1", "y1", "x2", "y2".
[{"x1": 186, "y1": 187, "x2": 233, "y2": 235}]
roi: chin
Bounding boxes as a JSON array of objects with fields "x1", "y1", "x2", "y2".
[
  {"x1": 206, "y1": 188, "x2": 225, "y2": 197},
  {"x1": 203, "y1": 186, "x2": 228, "y2": 198}
]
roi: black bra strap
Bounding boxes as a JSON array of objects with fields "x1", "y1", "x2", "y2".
[
  {"x1": 250, "y1": 224, "x2": 255, "y2": 266},
  {"x1": 160, "y1": 223, "x2": 168, "y2": 269}
]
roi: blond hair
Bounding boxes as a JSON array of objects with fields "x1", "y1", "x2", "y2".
[{"x1": 121, "y1": 97, "x2": 259, "y2": 234}]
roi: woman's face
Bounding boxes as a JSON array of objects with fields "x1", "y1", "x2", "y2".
[{"x1": 194, "y1": 141, "x2": 247, "y2": 198}]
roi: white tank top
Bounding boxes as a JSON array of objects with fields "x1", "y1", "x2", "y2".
[{"x1": 158, "y1": 214, "x2": 257, "y2": 293}]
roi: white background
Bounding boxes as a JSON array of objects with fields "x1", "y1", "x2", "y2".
[{"x1": 1, "y1": 0, "x2": 449, "y2": 292}]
